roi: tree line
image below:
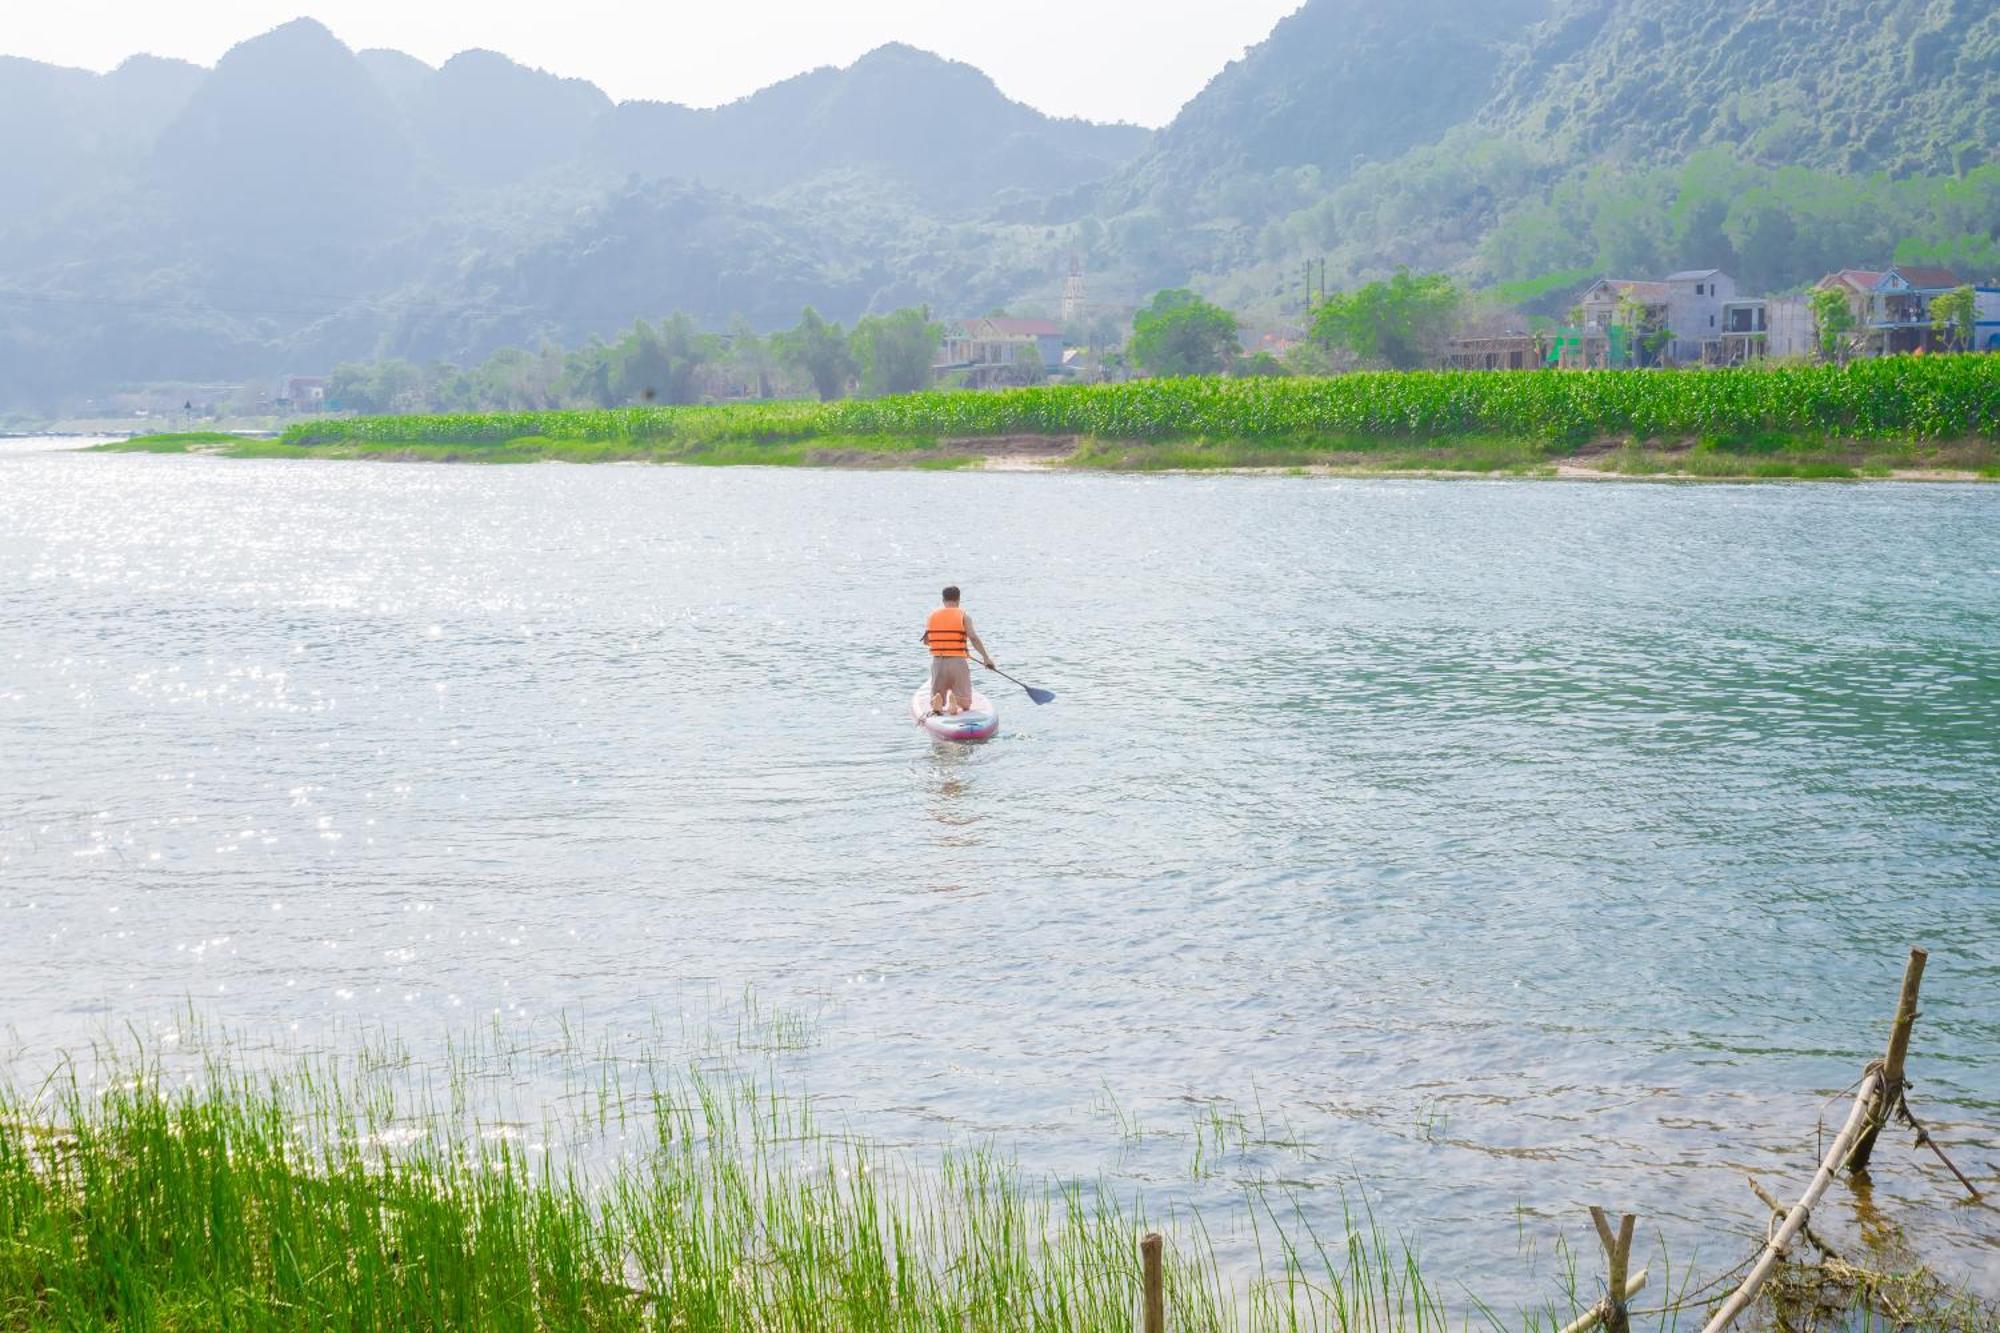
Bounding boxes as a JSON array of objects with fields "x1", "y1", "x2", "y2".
[
  {"x1": 324, "y1": 254, "x2": 1978, "y2": 416},
  {"x1": 327, "y1": 308, "x2": 946, "y2": 414}
]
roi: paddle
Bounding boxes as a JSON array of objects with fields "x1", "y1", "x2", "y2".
[{"x1": 976, "y1": 660, "x2": 1055, "y2": 705}]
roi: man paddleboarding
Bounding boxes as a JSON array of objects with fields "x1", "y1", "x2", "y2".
[{"x1": 922, "y1": 585, "x2": 995, "y2": 716}]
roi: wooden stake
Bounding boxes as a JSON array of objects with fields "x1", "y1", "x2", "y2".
[
  {"x1": 1588, "y1": 1207, "x2": 1637, "y2": 1333},
  {"x1": 1141, "y1": 1231, "x2": 1164, "y2": 1333},
  {"x1": 1846, "y1": 947, "x2": 1927, "y2": 1175},
  {"x1": 1556, "y1": 1268, "x2": 1649, "y2": 1333}
]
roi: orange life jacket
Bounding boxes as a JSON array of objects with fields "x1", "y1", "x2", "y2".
[{"x1": 926, "y1": 606, "x2": 968, "y2": 658}]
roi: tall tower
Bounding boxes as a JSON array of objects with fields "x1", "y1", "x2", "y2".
[{"x1": 1060, "y1": 252, "x2": 1087, "y2": 325}]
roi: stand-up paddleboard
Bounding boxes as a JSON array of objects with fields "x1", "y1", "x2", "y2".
[{"x1": 910, "y1": 681, "x2": 999, "y2": 742}]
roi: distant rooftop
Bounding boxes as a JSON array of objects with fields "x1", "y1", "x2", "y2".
[
  {"x1": 974, "y1": 317, "x2": 1063, "y2": 337},
  {"x1": 1883, "y1": 265, "x2": 1961, "y2": 290},
  {"x1": 1663, "y1": 269, "x2": 1724, "y2": 282},
  {"x1": 1587, "y1": 279, "x2": 1670, "y2": 301}
]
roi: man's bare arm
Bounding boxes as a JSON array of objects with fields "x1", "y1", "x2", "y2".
[{"x1": 965, "y1": 618, "x2": 995, "y2": 667}]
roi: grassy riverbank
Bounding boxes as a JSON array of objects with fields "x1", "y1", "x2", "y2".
[
  {"x1": 1, "y1": 1032, "x2": 1455, "y2": 1332},
  {"x1": 6, "y1": 1017, "x2": 1994, "y2": 1330},
  {"x1": 91, "y1": 358, "x2": 2000, "y2": 478}
]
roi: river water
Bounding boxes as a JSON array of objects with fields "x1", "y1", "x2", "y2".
[{"x1": 3, "y1": 440, "x2": 1997, "y2": 1308}]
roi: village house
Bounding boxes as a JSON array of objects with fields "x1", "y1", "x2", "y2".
[
  {"x1": 1711, "y1": 293, "x2": 1815, "y2": 363},
  {"x1": 1863, "y1": 265, "x2": 1964, "y2": 355},
  {"x1": 1574, "y1": 277, "x2": 1667, "y2": 366},
  {"x1": 937, "y1": 317, "x2": 1065, "y2": 388},
  {"x1": 1660, "y1": 270, "x2": 1738, "y2": 362},
  {"x1": 1443, "y1": 262, "x2": 1996, "y2": 372},
  {"x1": 1817, "y1": 269, "x2": 1882, "y2": 328},
  {"x1": 276, "y1": 375, "x2": 328, "y2": 412}
]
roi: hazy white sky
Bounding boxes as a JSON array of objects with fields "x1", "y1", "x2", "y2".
[{"x1": 3, "y1": 0, "x2": 1303, "y2": 126}]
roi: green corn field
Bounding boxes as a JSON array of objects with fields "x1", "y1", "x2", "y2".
[{"x1": 280, "y1": 357, "x2": 2000, "y2": 455}]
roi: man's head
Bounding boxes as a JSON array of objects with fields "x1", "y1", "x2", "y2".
[{"x1": 942, "y1": 585, "x2": 961, "y2": 604}]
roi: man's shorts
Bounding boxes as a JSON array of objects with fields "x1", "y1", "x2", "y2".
[{"x1": 928, "y1": 655, "x2": 972, "y2": 706}]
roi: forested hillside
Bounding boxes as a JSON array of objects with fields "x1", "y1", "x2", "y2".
[
  {"x1": 1482, "y1": 0, "x2": 1997, "y2": 176},
  {"x1": 1098, "y1": 0, "x2": 1999, "y2": 306},
  {"x1": 1, "y1": 0, "x2": 1997, "y2": 413}
]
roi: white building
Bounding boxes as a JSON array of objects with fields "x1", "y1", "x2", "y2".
[{"x1": 1660, "y1": 270, "x2": 1736, "y2": 362}]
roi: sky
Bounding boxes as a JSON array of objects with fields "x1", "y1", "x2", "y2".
[{"x1": 1, "y1": 0, "x2": 1303, "y2": 127}]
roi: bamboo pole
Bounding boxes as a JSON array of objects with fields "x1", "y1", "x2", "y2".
[
  {"x1": 1698, "y1": 1069, "x2": 1882, "y2": 1333},
  {"x1": 1141, "y1": 1231, "x2": 1164, "y2": 1333},
  {"x1": 1556, "y1": 1268, "x2": 1649, "y2": 1333},
  {"x1": 1845, "y1": 947, "x2": 1927, "y2": 1174},
  {"x1": 1746, "y1": 1175, "x2": 1839, "y2": 1259}
]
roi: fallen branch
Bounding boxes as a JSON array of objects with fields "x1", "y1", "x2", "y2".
[
  {"x1": 1894, "y1": 1090, "x2": 1982, "y2": 1200},
  {"x1": 1700, "y1": 1069, "x2": 1882, "y2": 1333}
]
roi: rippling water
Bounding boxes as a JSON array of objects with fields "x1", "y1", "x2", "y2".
[{"x1": 3, "y1": 442, "x2": 1997, "y2": 1305}]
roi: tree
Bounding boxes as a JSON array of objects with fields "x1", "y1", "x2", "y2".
[
  {"x1": 851, "y1": 308, "x2": 942, "y2": 397},
  {"x1": 1230, "y1": 351, "x2": 1291, "y2": 377},
  {"x1": 1930, "y1": 285, "x2": 1976, "y2": 352},
  {"x1": 1808, "y1": 287, "x2": 1857, "y2": 362},
  {"x1": 565, "y1": 336, "x2": 617, "y2": 407},
  {"x1": 1310, "y1": 269, "x2": 1461, "y2": 370},
  {"x1": 775, "y1": 308, "x2": 857, "y2": 401},
  {"x1": 609, "y1": 316, "x2": 715, "y2": 405},
  {"x1": 725, "y1": 316, "x2": 776, "y2": 399},
  {"x1": 1129, "y1": 289, "x2": 1239, "y2": 377}
]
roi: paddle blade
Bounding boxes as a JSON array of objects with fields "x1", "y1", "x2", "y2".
[{"x1": 1025, "y1": 685, "x2": 1056, "y2": 705}]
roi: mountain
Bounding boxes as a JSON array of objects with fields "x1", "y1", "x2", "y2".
[
  {"x1": 150, "y1": 18, "x2": 419, "y2": 232},
  {"x1": 357, "y1": 48, "x2": 435, "y2": 110},
  {"x1": 0, "y1": 22, "x2": 1148, "y2": 410},
  {"x1": 1116, "y1": 0, "x2": 1552, "y2": 212},
  {"x1": 591, "y1": 43, "x2": 1150, "y2": 212},
  {"x1": 1087, "y1": 0, "x2": 2000, "y2": 298},
  {"x1": 1, "y1": 2, "x2": 1996, "y2": 413},
  {"x1": 0, "y1": 53, "x2": 202, "y2": 217},
  {"x1": 413, "y1": 49, "x2": 612, "y2": 187},
  {"x1": 1481, "y1": 0, "x2": 2000, "y2": 176}
]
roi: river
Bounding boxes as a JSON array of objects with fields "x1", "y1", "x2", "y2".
[{"x1": 3, "y1": 440, "x2": 1997, "y2": 1308}]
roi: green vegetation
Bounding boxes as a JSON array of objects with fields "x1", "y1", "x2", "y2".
[
  {"x1": 1129, "y1": 290, "x2": 1240, "y2": 377},
  {"x1": 1478, "y1": 157, "x2": 2000, "y2": 300},
  {"x1": 0, "y1": 1024, "x2": 1465, "y2": 1332},
  {"x1": 852, "y1": 308, "x2": 944, "y2": 397},
  {"x1": 286, "y1": 358, "x2": 2000, "y2": 458},
  {"x1": 9, "y1": 1010, "x2": 1995, "y2": 1331},
  {"x1": 320, "y1": 307, "x2": 944, "y2": 418},
  {"x1": 90, "y1": 431, "x2": 246, "y2": 453},
  {"x1": 1809, "y1": 288, "x2": 1857, "y2": 362},
  {"x1": 1309, "y1": 270, "x2": 1463, "y2": 370},
  {"x1": 1931, "y1": 287, "x2": 1978, "y2": 354},
  {"x1": 773, "y1": 308, "x2": 862, "y2": 402}
]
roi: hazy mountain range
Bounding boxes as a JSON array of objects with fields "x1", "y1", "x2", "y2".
[{"x1": 1, "y1": 0, "x2": 1995, "y2": 410}]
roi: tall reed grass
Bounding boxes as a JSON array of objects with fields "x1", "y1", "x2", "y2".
[
  {"x1": 0, "y1": 1016, "x2": 1464, "y2": 1331},
  {"x1": 6, "y1": 1011, "x2": 1986, "y2": 1330}
]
